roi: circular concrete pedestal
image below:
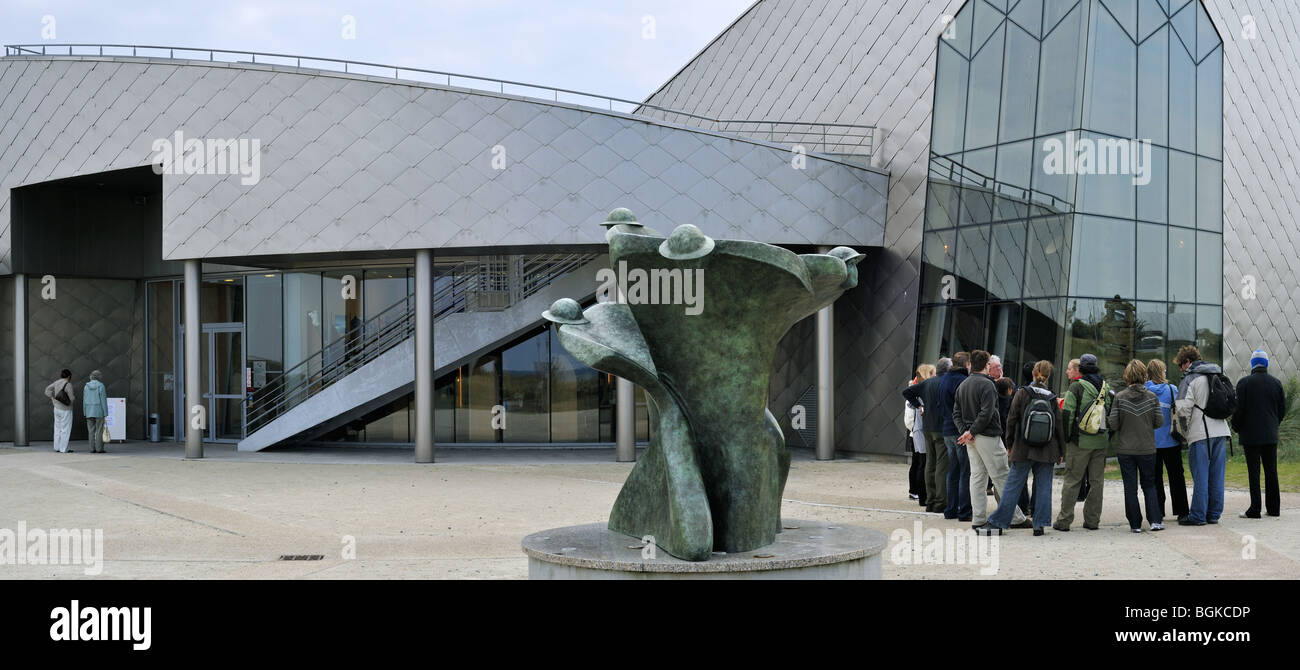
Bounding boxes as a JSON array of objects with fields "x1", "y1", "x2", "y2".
[{"x1": 522, "y1": 519, "x2": 887, "y2": 580}]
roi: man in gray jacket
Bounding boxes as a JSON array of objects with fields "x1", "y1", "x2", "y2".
[
  {"x1": 954, "y1": 350, "x2": 1028, "y2": 532},
  {"x1": 1173, "y1": 346, "x2": 1232, "y2": 526}
]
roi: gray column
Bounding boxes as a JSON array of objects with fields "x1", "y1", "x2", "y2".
[
  {"x1": 615, "y1": 377, "x2": 635, "y2": 462},
  {"x1": 414, "y1": 249, "x2": 435, "y2": 463},
  {"x1": 816, "y1": 299, "x2": 834, "y2": 461},
  {"x1": 12, "y1": 274, "x2": 27, "y2": 446},
  {"x1": 184, "y1": 260, "x2": 203, "y2": 459}
]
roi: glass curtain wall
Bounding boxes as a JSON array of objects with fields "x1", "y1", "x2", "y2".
[{"x1": 918, "y1": 0, "x2": 1222, "y2": 391}]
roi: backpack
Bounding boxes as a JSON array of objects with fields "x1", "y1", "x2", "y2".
[
  {"x1": 1075, "y1": 380, "x2": 1109, "y2": 436},
  {"x1": 1198, "y1": 372, "x2": 1238, "y2": 420},
  {"x1": 1022, "y1": 391, "x2": 1056, "y2": 447}
]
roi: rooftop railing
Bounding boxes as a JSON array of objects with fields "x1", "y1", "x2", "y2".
[{"x1": 3, "y1": 43, "x2": 877, "y2": 163}]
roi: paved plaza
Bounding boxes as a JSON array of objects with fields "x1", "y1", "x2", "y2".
[{"x1": 1, "y1": 442, "x2": 1295, "y2": 579}]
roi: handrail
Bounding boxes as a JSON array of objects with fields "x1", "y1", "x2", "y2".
[
  {"x1": 2, "y1": 43, "x2": 877, "y2": 161},
  {"x1": 928, "y1": 152, "x2": 1073, "y2": 213}
]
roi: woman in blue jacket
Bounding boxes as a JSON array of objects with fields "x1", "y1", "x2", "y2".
[
  {"x1": 1145, "y1": 359, "x2": 1188, "y2": 521},
  {"x1": 83, "y1": 370, "x2": 109, "y2": 454}
]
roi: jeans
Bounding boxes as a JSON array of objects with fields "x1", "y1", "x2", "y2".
[
  {"x1": 1155, "y1": 446, "x2": 1189, "y2": 518},
  {"x1": 988, "y1": 460, "x2": 1053, "y2": 529},
  {"x1": 1186, "y1": 436, "x2": 1227, "y2": 524},
  {"x1": 1118, "y1": 454, "x2": 1162, "y2": 529},
  {"x1": 908, "y1": 434, "x2": 927, "y2": 499},
  {"x1": 944, "y1": 436, "x2": 972, "y2": 519},
  {"x1": 967, "y1": 435, "x2": 1026, "y2": 526},
  {"x1": 1243, "y1": 443, "x2": 1280, "y2": 517},
  {"x1": 924, "y1": 432, "x2": 947, "y2": 510}
]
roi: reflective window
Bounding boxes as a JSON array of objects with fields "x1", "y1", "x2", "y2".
[
  {"x1": 1167, "y1": 303, "x2": 1196, "y2": 383},
  {"x1": 1196, "y1": 157, "x2": 1222, "y2": 231},
  {"x1": 1168, "y1": 228, "x2": 1195, "y2": 303},
  {"x1": 966, "y1": 23, "x2": 1005, "y2": 150},
  {"x1": 1137, "y1": 145, "x2": 1167, "y2": 224},
  {"x1": 1075, "y1": 133, "x2": 1136, "y2": 219},
  {"x1": 1138, "y1": 26, "x2": 1169, "y2": 146},
  {"x1": 999, "y1": 23, "x2": 1039, "y2": 143},
  {"x1": 1083, "y1": 6, "x2": 1136, "y2": 139},
  {"x1": 985, "y1": 301, "x2": 1022, "y2": 377},
  {"x1": 1135, "y1": 301, "x2": 1168, "y2": 368},
  {"x1": 1037, "y1": 5, "x2": 1085, "y2": 136},
  {"x1": 1196, "y1": 304, "x2": 1222, "y2": 365},
  {"x1": 1021, "y1": 298, "x2": 1064, "y2": 392},
  {"x1": 988, "y1": 222, "x2": 1027, "y2": 300},
  {"x1": 932, "y1": 42, "x2": 970, "y2": 155},
  {"x1": 1197, "y1": 46, "x2": 1223, "y2": 159},
  {"x1": 1137, "y1": 223, "x2": 1167, "y2": 301},
  {"x1": 549, "y1": 328, "x2": 603, "y2": 442},
  {"x1": 1069, "y1": 216, "x2": 1134, "y2": 299},
  {"x1": 502, "y1": 330, "x2": 550, "y2": 442},
  {"x1": 1024, "y1": 216, "x2": 1073, "y2": 298},
  {"x1": 922, "y1": 230, "x2": 957, "y2": 303},
  {"x1": 1196, "y1": 231, "x2": 1222, "y2": 305},
  {"x1": 956, "y1": 226, "x2": 992, "y2": 301},
  {"x1": 1168, "y1": 19, "x2": 1196, "y2": 153},
  {"x1": 1167, "y1": 150, "x2": 1195, "y2": 228},
  {"x1": 245, "y1": 274, "x2": 283, "y2": 394},
  {"x1": 926, "y1": 180, "x2": 962, "y2": 230}
]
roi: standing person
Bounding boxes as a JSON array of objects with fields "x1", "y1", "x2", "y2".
[
  {"x1": 83, "y1": 370, "x2": 109, "y2": 454},
  {"x1": 1064, "y1": 358, "x2": 1089, "y2": 503},
  {"x1": 904, "y1": 365, "x2": 937, "y2": 506},
  {"x1": 987, "y1": 361, "x2": 1064, "y2": 536},
  {"x1": 953, "y1": 350, "x2": 1029, "y2": 531},
  {"x1": 1109, "y1": 360, "x2": 1166, "y2": 533},
  {"x1": 1054, "y1": 353, "x2": 1110, "y2": 531},
  {"x1": 1231, "y1": 349, "x2": 1287, "y2": 518},
  {"x1": 43, "y1": 369, "x2": 76, "y2": 453},
  {"x1": 996, "y1": 376, "x2": 1031, "y2": 515},
  {"x1": 904, "y1": 357, "x2": 952, "y2": 513},
  {"x1": 939, "y1": 352, "x2": 973, "y2": 521},
  {"x1": 1173, "y1": 346, "x2": 1233, "y2": 526},
  {"x1": 1146, "y1": 359, "x2": 1189, "y2": 521}
]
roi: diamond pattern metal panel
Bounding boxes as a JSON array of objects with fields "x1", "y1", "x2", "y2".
[{"x1": 0, "y1": 56, "x2": 887, "y2": 273}]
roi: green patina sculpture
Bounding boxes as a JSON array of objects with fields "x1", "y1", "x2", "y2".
[{"x1": 543, "y1": 208, "x2": 864, "y2": 561}]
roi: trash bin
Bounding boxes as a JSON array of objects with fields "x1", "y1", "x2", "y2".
[{"x1": 149, "y1": 413, "x2": 160, "y2": 442}]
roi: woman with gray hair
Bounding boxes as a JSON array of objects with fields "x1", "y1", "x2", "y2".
[{"x1": 83, "y1": 370, "x2": 109, "y2": 454}]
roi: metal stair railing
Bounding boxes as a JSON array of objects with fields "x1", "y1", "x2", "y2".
[
  {"x1": 3, "y1": 43, "x2": 877, "y2": 163},
  {"x1": 928, "y1": 152, "x2": 1073, "y2": 213},
  {"x1": 243, "y1": 252, "x2": 599, "y2": 435}
]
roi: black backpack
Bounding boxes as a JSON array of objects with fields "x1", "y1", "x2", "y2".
[
  {"x1": 1022, "y1": 391, "x2": 1056, "y2": 447},
  {"x1": 1199, "y1": 372, "x2": 1238, "y2": 420}
]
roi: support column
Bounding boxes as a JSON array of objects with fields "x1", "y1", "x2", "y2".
[
  {"x1": 414, "y1": 249, "x2": 435, "y2": 463},
  {"x1": 816, "y1": 297, "x2": 834, "y2": 461},
  {"x1": 13, "y1": 274, "x2": 27, "y2": 446},
  {"x1": 615, "y1": 377, "x2": 635, "y2": 462},
  {"x1": 184, "y1": 260, "x2": 203, "y2": 459}
]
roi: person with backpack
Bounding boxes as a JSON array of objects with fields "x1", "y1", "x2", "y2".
[
  {"x1": 953, "y1": 350, "x2": 1029, "y2": 532},
  {"x1": 904, "y1": 357, "x2": 952, "y2": 513},
  {"x1": 1146, "y1": 359, "x2": 1189, "y2": 521},
  {"x1": 1172, "y1": 346, "x2": 1234, "y2": 526},
  {"x1": 938, "y1": 352, "x2": 973, "y2": 521},
  {"x1": 43, "y1": 369, "x2": 76, "y2": 453},
  {"x1": 1231, "y1": 349, "x2": 1287, "y2": 518},
  {"x1": 985, "y1": 360, "x2": 1065, "y2": 536},
  {"x1": 1053, "y1": 353, "x2": 1110, "y2": 532},
  {"x1": 1109, "y1": 360, "x2": 1166, "y2": 532}
]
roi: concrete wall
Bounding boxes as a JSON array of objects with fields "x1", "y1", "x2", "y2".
[
  {"x1": 0, "y1": 276, "x2": 12, "y2": 442},
  {"x1": 0, "y1": 55, "x2": 887, "y2": 270}
]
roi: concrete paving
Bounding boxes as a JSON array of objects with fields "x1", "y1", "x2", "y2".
[{"x1": 0, "y1": 440, "x2": 1295, "y2": 579}]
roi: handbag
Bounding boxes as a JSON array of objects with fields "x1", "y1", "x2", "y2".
[
  {"x1": 54, "y1": 381, "x2": 71, "y2": 406},
  {"x1": 102, "y1": 424, "x2": 112, "y2": 444}
]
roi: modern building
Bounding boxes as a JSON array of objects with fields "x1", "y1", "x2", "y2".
[{"x1": 0, "y1": 0, "x2": 1293, "y2": 458}]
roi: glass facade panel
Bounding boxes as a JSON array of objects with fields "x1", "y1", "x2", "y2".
[
  {"x1": 1196, "y1": 157, "x2": 1222, "y2": 231},
  {"x1": 1196, "y1": 231, "x2": 1222, "y2": 305},
  {"x1": 1168, "y1": 227, "x2": 1195, "y2": 303},
  {"x1": 1036, "y1": 4, "x2": 1085, "y2": 135},
  {"x1": 932, "y1": 43, "x2": 970, "y2": 155},
  {"x1": 956, "y1": 226, "x2": 992, "y2": 301},
  {"x1": 1024, "y1": 216, "x2": 1073, "y2": 298},
  {"x1": 1137, "y1": 145, "x2": 1167, "y2": 224},
  {"x1": 984, "y1": 301, "x2": 1022, "y2": 377},
  {"x1": 1196, "y1": 304, "x2": 1222, "y2": 366},
  {"x1": 322, "y1": 270, "x2": 363, "y2": 371},
  {"x1": 1197, "y1": 45, "x2": 1223, "y2": 159},
  {"x1": 1168, "y1": 22, "x2": 1196, "y2": 153},
  {"x1": 1137, "y1": 223, "x2": 1167, "y2": 301},
  {"x1": 1083, "y1": 6, "x2": 1136, "y2": 139},
  {"x1": 245, "y1": 274, "x2": 282, "y2": 394},
  {"x1": 1138, "y1": 27, "x2": 1169, "y2": 146},
  {"x1": 549, "y1": 328, "x2": 602, "y2": 442},
  {"x1": 922, "y1": 230, "x2": 957, "y2": 303},
  {"x1": 456, "y1": 353, "x2": 500, "y2": 443},
  {"x1": 1069, "y1": 216, "x2": 1135, "y2": 298},
  {"x1": 147, "y1": 281, "x2": 175, "y2": 439},
  {"x1": 199, "y1": 277, "x2": 243, "y2": 323},
  {"x1": 502, "y1": 330, "x2": 551, "y2": 442},
  {"x1": 1167, "y1": 302, "x2": 1196, "y2": 383},
  {"x1": 363, "y1": 267, "x2": 409, "y2": 335},
  {"x1": 1135, "y1": 301, "x2": 1167, "y2": 367},
  {"x1": 999, "y1": 23, "x2": 1040, "y2": 143},
  {"x1": 1074, "y1": 133, "x2": 1136, "y2": 219},
  {"x1": 966, "y1": 24, "x2": 1006, "y2": 150},
  {"x1": 1021, "y1": 298, "x2": 1064, "y2": 391},
  {"x1": 926, "y1": 180, "x2": 962, "y2": 230},
  {"x1": 1167, "y1": 150, "x2": 1195, "y2": 228},
  {"x1": 988, "y1": 222, "x2": 1027, "y2": 300}
]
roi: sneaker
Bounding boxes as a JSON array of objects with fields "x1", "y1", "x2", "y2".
[
  {"x1": 1010, "y1": 520, "x2": 1033, "y2": 529},
  {"x1": 1178, "y1": 518, "x2": 1206, "y2": 526},
  {"x1": 1052, "y1": 523, "x2": 1070, "y2": 532},
  {"x1": 975, "y1": 525, "x2": 1002, "y2": 536},
  {"x1": 1033, "y1": 528, "x2": 1045, "y2": 536},
  {"x1": 1239, "y1": 511, "x2": 1261, "y2": 519},
  {"x1": 1150, "y1": 523, "x2": 1165, "y2": 531},
  {"x1": 1083, "y1": 524, "x2": 1099, "y2": 530},
  {"x1": 1131, "y1": 528, "x2": 1143, "y2": 533},
  {"x1": 909, "y1": 494, "x2": 920, "y2": 500},
  {"x1": 1207, "y1": 519, "x2": 1219, "y2": 524},
  {"x1": 1177, "y1": 515, "x2": 1190, "y2": 524}
]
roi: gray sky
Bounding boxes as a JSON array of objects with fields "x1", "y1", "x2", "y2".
[{"x1": 1, "y1": 0, "x2": 755, "y2": 102}]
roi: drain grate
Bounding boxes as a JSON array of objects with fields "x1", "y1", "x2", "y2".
[{"x1": 278, "y1": 554, "x2": 325, "y2": 561}]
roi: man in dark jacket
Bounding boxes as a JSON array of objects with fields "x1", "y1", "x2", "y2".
[
  {"x1": 1231, "y1": 349, "x2": 1287, "y2": 518},
  {"x1": 903, "y1": 357, "x2": 952, "y2": 513},
  {"x1": 938, "y1": 352, "x2": 973, "y2": 521},
  {"x1": 954, "y1": 350, "x2": 1028, "y2": 530}
]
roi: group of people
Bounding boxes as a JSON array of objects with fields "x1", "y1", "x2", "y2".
[
  {"x1": 903, "y1": 345, "x2": 1285, "y2": 536},
  {"x1": 42, "y1": 369, "x2": 111, "y2": 454}
]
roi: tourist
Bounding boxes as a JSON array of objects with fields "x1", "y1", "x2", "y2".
[
  {"x1": 986, "y1": 361, "x2": 1063, "y2": 536},
  {"x1": 83, "y1": 370, "x2": 109, "y2": 454},
  {"x1": 1064, "y1": 357, "x2": 1089, "y2": 502},
  {"x1": 903, "y1": 357, "x2": 951, "y2": 513},
  {"x1": 1109, "y1": 360, "x2": 1165, "y2": 533},
  {"x1": 1146, "y1": 359, "x2": 1189, "y2": 521},
  {"x1": 1053, "y1": 353, "x2": 1110, "y2": 532},
  {"x1": 953, "y1": 350, "x2": 1028, "y2": 532},
  {"x1": 43, "y1": 369, "x2": 75, "y2": 454},
  {"x1": 1173, "y1": 346, "x2": 1232, "y2": 526},
  {"x1": 904, "y1": 365, "x2": 937, "y2": 505},
  {"x1": 1231, "y1": 349, "x2": 1286, "y2": 518},
  {"x1": 938, "y1": 352, "x2": 973, "y2": 521}
]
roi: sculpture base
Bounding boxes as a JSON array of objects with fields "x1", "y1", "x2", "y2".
[{"x1": 522, "y1": 519, "x2": 887, "y2": 580}]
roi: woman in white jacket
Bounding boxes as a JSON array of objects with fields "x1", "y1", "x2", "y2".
[
  {"x1": 905, "y1": 364, "x2": 937, "y2": 505},
  {"x1": 43, "y1": 369, "x2": 75, "y2": 453}
]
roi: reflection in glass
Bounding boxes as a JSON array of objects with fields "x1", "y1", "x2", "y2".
[
  {"x1": 1135, "y1": 301, "x2": 1168, "y2": 369},
  {"x1": 245, "y1": 274, "x2": 282, "y2": 394},
  {"x1": 922, "y1": 230, "x2": 957, "y2": 303},
  {"x1": 1168, "y1": 228, "x2": 1195, "y2": 303},
  {"x1": 1137, "y1": 223, "x2": 1167, "y2": 301},
  {"x1": 1197, "y1": 305, "x2": 1222, "y2": 366},
  {"x1": 985, "y1": 302, "x2": 1022, "y2": 379},
  {"x1": 549, "y1": 328, "x2": 601, "y2": 442},
  {"x1": 1167, "y1": 150, "x2": 1195, "y2": 228},
  {"x1": 502, "y1": 330, "x2": 550, "y2": 442},
  {"x1": 147, "y1": 281, "x2": 175, "y2": 440},
  {"x1": 1024, "y1": 216, "x2": 1072, "y2": 298},
  {"x1": 988, "y1": 222, "x2": 1026, "y2": 300},
  {"x1": 1197, "y1": 231, "x2": 1222, "y2": 305},
  {"x1": 966, "y1": 24, "x2": 1005, "y2": 151},
  {"x1": 956, "y1": 226, "x2": 991, "y2": 302},
  {"x1": 1196, "y1": 158, "x2": 1222, "y2": 231},
  {"x1": 1069, "y1": 216, "x2": 1134, "y2": 299},
  {"x1": 456, "y1": 354, "x2": 500, "y2": 443},
  {"x1": 1083, "y1": 6, "x2": 1136, "y2": 139},
  {"x1": 1167, "y1": 303, "x2": 1196, "y2": 384}
]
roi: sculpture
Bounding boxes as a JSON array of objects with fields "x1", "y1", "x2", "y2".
[{"x1": 543, "y1": 208, "x2": 864, "y2": 561}]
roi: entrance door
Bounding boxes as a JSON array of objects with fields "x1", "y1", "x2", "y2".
[{"x1": 202, "y1": 324, "x2": 245, "y2": 442}]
